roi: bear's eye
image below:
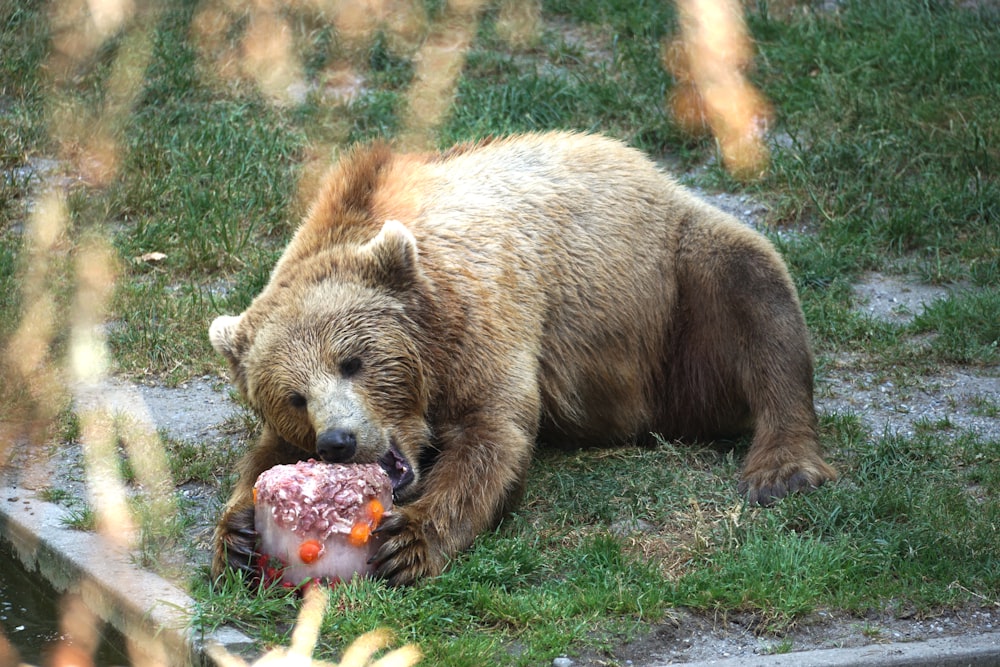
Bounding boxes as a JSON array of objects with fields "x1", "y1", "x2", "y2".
[
  {"x1": 339, "y1": 357, "x2": 362, "y2": 378},
  {"x1": 288, "y1": 392, "x2": 307, "y2": 409}
]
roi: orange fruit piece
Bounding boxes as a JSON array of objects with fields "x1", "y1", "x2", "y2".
[
  {"x1": 299, "y1": 539, "x2": 323, "y2": 564},
  {"x1": 368, "y1": 499, "x2": 385, "y2": 524},
  {"x1": 348, "y1": 522, "x2": 371, "y2": 547}
]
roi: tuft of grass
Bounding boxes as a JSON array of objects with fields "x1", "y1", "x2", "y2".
[
  {"x1": 38, "y1": 487, "x2": 73, "y2": 504},
  {"x1": 441, "y1": 0, "x2": 681, "y2": 151},
  {"x1": 751, "y1": 2, "x2": 999, "y2": 286},
  {"x1": 670, "y1": 426, "x2": 1000, "y2": 630},
  {"x1": 0, "y1": 1, "x2": 50, "y2": 167},
  {"x1": 191, "y1": 568, "x2": 303, "y2": 644},
  {"x1": 161, "y1": 432, "x2": 242, "y2": 486},
  {"x1": 910, "y1": 291, "x2": 1000, "y2": 365},
  {"x1": 108, "y1": 98, "x2": 302, "y2": 274},
  {"x1": 62, "y1": 506, "x2": 98, "y2": 531},
  {"x1": 969, "y1": 396, "x2": 999, "y2": 419},
  {"x1": 765, "y1": 638, "x2": 794, "y2": 655},
  {"x1": 673, "y1": 522, "x2": 850, "y2": 632}
]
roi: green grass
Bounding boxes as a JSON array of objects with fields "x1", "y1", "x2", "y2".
[
  {"x1": 750, "y1": 2, "x2": 999, "y2": 282},
  {"x1": 191, "y1": 420, "x2": 1000, "y2": 661},
  {"x1": 2, "y1": 0, "x2": 999, "y2": 664},
  {"x1": 62, "y1": 506, "x2": 98, "y2": 531},
  {"x1": 911, "y1": 290, "x2": 1000, "y2": 365}
]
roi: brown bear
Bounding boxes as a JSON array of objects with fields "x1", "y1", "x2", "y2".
[{"x1": 209, "y1": 131, "x2": 837, "y2": 586}]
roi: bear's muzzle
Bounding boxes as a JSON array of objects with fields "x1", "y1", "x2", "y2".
[{"x1": 316, "y1": 428, "x2": 358, "y2": 462}]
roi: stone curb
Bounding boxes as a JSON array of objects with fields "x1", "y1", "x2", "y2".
[
  {"x1": 0, "y1": 484, "x2": 255, "y2": 667},
  {"x1": 663, "y1": 632, "x2": 1000, "y2": 667}
]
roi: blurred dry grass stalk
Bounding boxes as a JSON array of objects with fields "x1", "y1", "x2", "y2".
[
  {"x1": 397, "y1": 0, "x2": 485, "y2": 150},
  {"x1": 664, "y1": 0, "x2": 772, "y2": 178},
  {"x1": 0, "y1": 0, "x2": 768, "y2": 663}
]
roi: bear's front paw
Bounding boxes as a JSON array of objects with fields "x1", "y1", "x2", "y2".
[
  {"x1": 369, "y1": 507, "x2": 448, "y2": 586},
  {"x1": 212, "y1": 506, "x2": 258, "y2": 581},
  {"x1": 739, "y1": 458, "x2": 837, "y2": 506}
]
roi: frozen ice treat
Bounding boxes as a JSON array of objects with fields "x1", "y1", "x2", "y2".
[{"x1": 253, "y1": 460, "x2": 392, "y2": 586}]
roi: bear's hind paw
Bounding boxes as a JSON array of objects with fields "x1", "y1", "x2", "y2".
[{"x1": 739, "y1": 461, "x2": 836, "y2": 506}]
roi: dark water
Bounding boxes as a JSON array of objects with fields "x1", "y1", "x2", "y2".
[{"x1": 0, "y1": 543, "x2": 131, "y2": 666}]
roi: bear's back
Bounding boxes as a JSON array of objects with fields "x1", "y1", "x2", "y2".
[
  {"x1": 398, "y1": 133, "x2": 699, "y2": 440},
  {"x1": 401, "y1": 133, "x2": 691, "y2": 305}
]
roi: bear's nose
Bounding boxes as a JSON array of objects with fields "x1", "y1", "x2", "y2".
[{"x1": 316, "y1": 428, "x2": 357, "y2": 463}]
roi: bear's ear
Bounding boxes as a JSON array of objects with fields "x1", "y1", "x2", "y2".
[
  {"x1": 360, "y1": 219, "x2": 420, "y2": 290},
  {"x1": 209, "y1": 314, "x2": 245, "y2": 364}
]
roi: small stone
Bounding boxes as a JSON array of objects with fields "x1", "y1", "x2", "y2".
[
  {"x1": 552, "y1": 657, "x2": 573, "y2": 667},
  {"x1": 609, "y1": 517, "x2": 654, "y2": 537}
]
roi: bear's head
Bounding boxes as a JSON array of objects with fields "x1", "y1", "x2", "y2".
[{"x1": 209, "y1": 220, "x2": 429, "y2": 498}]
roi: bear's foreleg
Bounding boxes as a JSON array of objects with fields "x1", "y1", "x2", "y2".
[
  {"x1": 211, "y1": 425, "x2": 304, "y2": 581},
  {"x1": 371, "y1": 412, "x2": 535, "y2": 586}
]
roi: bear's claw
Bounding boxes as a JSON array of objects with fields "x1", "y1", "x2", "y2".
[
  {"x1": 368, "y1": 509, "x2": 445, "y2": 586},
  {"x1": 739, "y1": 461, "x2": 837, "y2": 506},
  {"x1": 215, "y1": 506, "x2": 258, "y2": 578}
]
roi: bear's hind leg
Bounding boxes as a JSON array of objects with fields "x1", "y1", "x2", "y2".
[
  {"x1": 673, "y1": 225, "x2": 837, "y2": 505},
  {"x1": 725, "y1": 258, "x2": 837, "y2": 505},
  {"x1": 663, "y1": 321, "x2": 834, "y2": 505}
]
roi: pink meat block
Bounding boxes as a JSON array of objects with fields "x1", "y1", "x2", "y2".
[{"x1": 254, "y1": 460, "x2": 392, "y2": 585}]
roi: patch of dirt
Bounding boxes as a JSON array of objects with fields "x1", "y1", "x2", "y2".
[
  {"x1": 693, "y1": 189, "x2": 772, "y2": 229},
  {"x1": 816, "y1": 271, "x2": 999, "y2": 442},
  {"x1": 850, "y1": 272, "x2": 953, "y2": 325},
  {"x1": 74, "y1": 376, "x2": 241, "y2": 443},
  {"x1": 578, "y1": 605, "x2": 998, "y2": 666},
  {"x1": 817, "y1": 363, "x2": 999, "y2": 441}
]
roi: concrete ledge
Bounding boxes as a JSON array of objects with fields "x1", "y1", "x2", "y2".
[
  {"x1": 674, "y1": 631, "x2": 1000, "y2": 667},
  {"x1": 0, "y1": 484, "x2": 255, "y2": 667}
]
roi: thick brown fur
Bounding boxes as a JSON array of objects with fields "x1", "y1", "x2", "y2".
[{"x1": 209, "y1": 132, "x2": 837, "y2": 585}]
